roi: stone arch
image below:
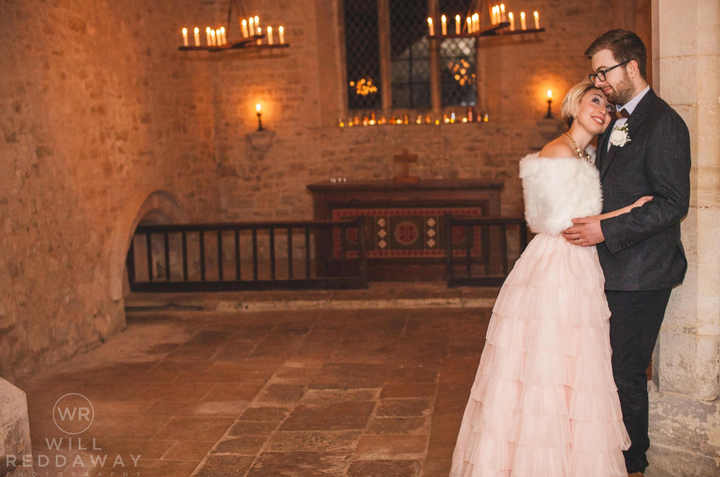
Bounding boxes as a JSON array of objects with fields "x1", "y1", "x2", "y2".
[{"x1": 108, "y1": 190, "x2": 187, "y2": 301}]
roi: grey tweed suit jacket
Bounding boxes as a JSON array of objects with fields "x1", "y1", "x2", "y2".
[{"x1": 596, "y1": 88, "x2": 691, "y2": 291}]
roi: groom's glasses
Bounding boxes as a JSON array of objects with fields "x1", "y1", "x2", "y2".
[{"x1": 588, "y1": 60, "x2": 631, "y2": 83}]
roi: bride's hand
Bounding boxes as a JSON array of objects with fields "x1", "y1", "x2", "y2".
[{"x1": 633, "y1": 196, "x2": 653, "y2": 208}]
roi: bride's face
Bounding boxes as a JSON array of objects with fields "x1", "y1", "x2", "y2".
[{"x1": 576, "y1": 89, "x2": 611, "y2": 135}]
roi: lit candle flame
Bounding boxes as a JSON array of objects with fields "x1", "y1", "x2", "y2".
[
  {"x1": 547, "y1": 90, "x2": 552, "y2": 99},
  {"x1": 256, "y1": 104, "x2": 262, "y2": 112}
]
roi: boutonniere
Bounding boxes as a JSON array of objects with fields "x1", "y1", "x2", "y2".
[{"x1": 609, "y1": 123, "x2": 631, "y2": 147}]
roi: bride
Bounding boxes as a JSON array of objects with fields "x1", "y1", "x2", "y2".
[{"x1": 450, "y1": 80, "x2": 651, "y2": 477}]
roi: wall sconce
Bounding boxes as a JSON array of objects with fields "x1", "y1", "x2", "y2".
[
  {"x1": 545, "y1": 90, "x2": 553, "y2": 119},
  {"x1": 248, "y1": 102, "x2": 274, "y2": 154},
  {"x1": 256, "y1": 103, "x2": 265, "y2": 131}
]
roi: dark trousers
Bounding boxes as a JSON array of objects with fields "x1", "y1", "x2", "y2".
[{"x1": 606, "y1": 288, "x2": 672, "y2": 474}]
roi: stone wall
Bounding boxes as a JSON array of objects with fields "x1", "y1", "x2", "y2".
[
  {"x1": 0, "y1": 379, "x2": 32, "y2": 476},
  {"x1": 209, "y1": 0, "x2": 618, "y2": 221},
  {"x1": 647, "y1": 0, "x2": 720, "y2": 475},
  {"x1": 0, "y1": 0, "x2": 220, "y2": 380},
  {"x1": 0, "y1": 0, "x2": 651, "y2": 382}
]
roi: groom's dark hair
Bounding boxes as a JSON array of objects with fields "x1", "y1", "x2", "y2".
[{"x1": 584, "y1": 29, "x2": 647, "y2": 80}]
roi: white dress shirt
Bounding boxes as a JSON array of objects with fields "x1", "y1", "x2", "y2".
[{"x1": 608, "y1": 85, "x2": 651, "y2": 151}]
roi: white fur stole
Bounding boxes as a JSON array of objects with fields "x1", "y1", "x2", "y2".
[{"x1": 519, "y1": 152, "x2": 603, "y2": 235}]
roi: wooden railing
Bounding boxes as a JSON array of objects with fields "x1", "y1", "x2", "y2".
[
  {"x1": 127, "y1": 218, "x2": 368, "y2": 292},
  {"x1": 445, "y1": 216, "x2": 528, "y2": 287}
]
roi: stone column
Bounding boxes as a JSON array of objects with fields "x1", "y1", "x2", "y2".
[
  {"x1": 0, "y1": 378, "x2": 33, "y2": 476},
  {"x1": 648, "y1": 0, "x2": 720, "y2": 475}
]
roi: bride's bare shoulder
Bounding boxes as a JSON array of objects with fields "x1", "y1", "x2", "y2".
[{"x1": 538, "y1": 137, "x2": 575, "y2": 159}]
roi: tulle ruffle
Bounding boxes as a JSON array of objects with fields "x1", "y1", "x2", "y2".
[{"x1": 450, "y1": 234, "x2": 630, "y2": 477}]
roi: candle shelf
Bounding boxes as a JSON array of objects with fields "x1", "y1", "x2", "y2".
[
  {"x1": 179, "y1": 34, "x2": 289, "y2": 52},
  {"x1": 428, "y1": 22, "x2": 545, "y2": 40},
  {"x1": 495, "y1": 27, "x2": 545, "y2": 36}
]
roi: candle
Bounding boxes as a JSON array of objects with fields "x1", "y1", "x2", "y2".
[
  {"x1": 194, "y1": 27, "x2": 200, "y2": 46},
  {"x1": 267, "y1": 26, "x2": 273, "y2": 45},
  {"x1": 220, "y1": 27, "x2": 226, "y2": 44},
  {"x1": 254, "y1": 16, "x2": 260, "y2": 31},
  {"x1": 427, "y1": 17, "x2": 434, "y2": 36},
  {"x1": 256, "y1": 103, "x2": 261, "y2": 112},
  {"x1": 279, "y1": 26, "x2": 285, "y2": 44},
  {"x1": 441, "y1": 15, "x2": 447, "y2": 35},
  {"x1": 520, "y1": 12, "x2": 527, "y2": 30},
  {"x1": 455, "y1": 15, "x2": 461, "y2": 34},
  {"x1": 508, "y1": 12, "x2": 515, "y2": 30},
  {"x1": 547, "y1": 90, "x2": 552, "y2": 99},
  {"x1": 182, "y1": 28, "x2": 188, "y2": 46},
  {"x1": 206, "y1": 27, "x2": 212, "y2": 45},
  {"x1": 466, "y1": 17, "x2": 472, "y2": 33},
  {"x1": 215, "y1": 29, "x2": 221, "y2": 45},
  {"x1": 210, "y1": 29, "x2": 216, "y2": 46},
  {"x1": 257, "y1": 27, "x2": 262, "y2": 45},
  {"x1": 249, "y1": 17, "x2": 254, "y2": 35},
  {"x1": 500, "y1": 4, "x2": 506, "y2": 22},
  {"x1": 493, "y1": 6, "x2": 498, "y2": 25},
  {"x1": 474, "y1": 13, "x2": 480, "y2": 31},
  {"x1": 241, "y1": 19, "x2": 248, "y2": 37},
  {"x1": 534, "y1": 11, "x2": 540, "y2": 30}
]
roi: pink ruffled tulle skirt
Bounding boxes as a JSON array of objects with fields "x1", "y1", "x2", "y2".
[{"x1": 450, "y1": 234, "x2": 631, "y2": 477}]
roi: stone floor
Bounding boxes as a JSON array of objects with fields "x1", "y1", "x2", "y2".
[{"x1": 16, "y1": 285, "x2": 494, "y2": 477}]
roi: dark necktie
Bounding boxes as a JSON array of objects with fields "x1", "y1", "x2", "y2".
[{"x1": 613, "y1": 108, "x2": 630, "y2": 121}]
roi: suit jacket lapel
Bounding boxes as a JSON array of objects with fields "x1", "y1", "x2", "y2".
[
  {"x1": 596, "y1": 121, "x2": 614, "y2": 173},
  {"x1": 600, "y1": 88, "x2": 657, "y2": 180}
]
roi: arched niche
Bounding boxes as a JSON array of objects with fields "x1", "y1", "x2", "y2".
[{"x1": 108, "y1": 190, "x2": 187, "y2": 301}]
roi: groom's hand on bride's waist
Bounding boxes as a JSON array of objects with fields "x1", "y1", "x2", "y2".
[{"x1": 562, "y1": 217, "x2": 605, "y2": 247}]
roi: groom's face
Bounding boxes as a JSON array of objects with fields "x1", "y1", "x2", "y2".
[{"x1": 590, "y1": 49, "x2": 634, "y2": 106}]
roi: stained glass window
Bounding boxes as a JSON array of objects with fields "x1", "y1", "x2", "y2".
[
  {"x1": 439, "y1": 0, "x2": 476, "y2": 106},
  {"x1": 389, "y1": 0, "x2": 431, "y2": 109},
  {"x1": 440, "y1": 38, "x2": 476, "y2": 106},
  {"x1": 344, "y1": 0, "x2": 382, "y2": 110}
]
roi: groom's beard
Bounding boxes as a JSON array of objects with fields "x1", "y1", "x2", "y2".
[{"x1": 605, "y1": 71, "x2": 635, "y2": 106}]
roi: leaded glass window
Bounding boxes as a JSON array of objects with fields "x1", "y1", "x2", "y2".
[
  {"x1": 439, "y1": 0, "x2": 476, "y2": 106},
  {"x1": 440, "y1": 38, "x2": 476, "y2": 106},
  {"x1": 389, "y1": 0, "x2": 431, "y2": 109},
  {"x1": 344, "y1": 0, "x2": 382, "y2": 110}
]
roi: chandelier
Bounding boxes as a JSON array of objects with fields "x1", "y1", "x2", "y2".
[
  {"x1": 427, "y1": 0, "x2": 545, "y2": 39},
  {"x1": 178, "y1": 0, "x2": 289, "y2": 52}
]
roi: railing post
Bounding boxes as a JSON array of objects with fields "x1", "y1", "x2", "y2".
[
  {"x1": 182, "y1": 231, "x2": 189, "y2": 281},
  {"x1": 164, "y1": 231, "x2": 171, "y2": 281},
  {"x1": 340, "y1": 224, "x2": 346, "y2": 278},
  {"x1": 234, "y1": 229, "x2": 241, "y2": 280},
  {"x1": 126, "y1": 239, "x2": 136, "y2": 289},
  {"x1": 357, "y1": 216, "x2": 368, "y2": 286},
  {"x1": 305, "y1": 226, "x2": 312, "y2": 279},
  {"x1": 199, "y1": 230, "x2": 206, "y2": 281},
  {"x1": 217, "y1": 230, "x2": 224, "y2": 281},
  {"x1": 269, "y1": 227, "x2": 276, "y2": 280},
  {"x1": 500, "y1": 224, "x2": 508, "y2": 275},
  {"x1": 445, "y1": 214, "x2": 453, "y2": 286},
  {"x1": 466, "y1": 224, "x2": 473, "y2": 278},
  {"x1": 145, "y1": 233, "x2": 153, "y2": 282},
  {"x1": 287, "y1": 227, "x2": 294, "y2": 280},
  {"x1": 252, "y1": 228, "x2": 259, "y2": 280}
]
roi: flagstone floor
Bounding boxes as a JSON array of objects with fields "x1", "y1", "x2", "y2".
[{"x1": 16, "y1": 287, "x2": 493, "y2": 477}]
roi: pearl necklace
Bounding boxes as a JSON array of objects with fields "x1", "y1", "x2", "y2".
[{"x1": 564, "y1": 132, "x2": 592, "y2": 162}]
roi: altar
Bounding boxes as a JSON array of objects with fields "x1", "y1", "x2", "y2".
[{"x1": 306, "y1": 179, "x2": 504, "y2": 281}]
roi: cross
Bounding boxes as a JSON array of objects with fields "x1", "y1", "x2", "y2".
[{"x1": 393, "y1": 148, "x2": 419, "y2": 182}]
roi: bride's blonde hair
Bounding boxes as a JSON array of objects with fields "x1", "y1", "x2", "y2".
[{"x1": 561, "y1": 80, "x2": 601, "y2": 127}]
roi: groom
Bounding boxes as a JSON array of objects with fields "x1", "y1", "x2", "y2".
[{"x1": 562, "y1": 29, "x2": 691, "y2": 475}]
